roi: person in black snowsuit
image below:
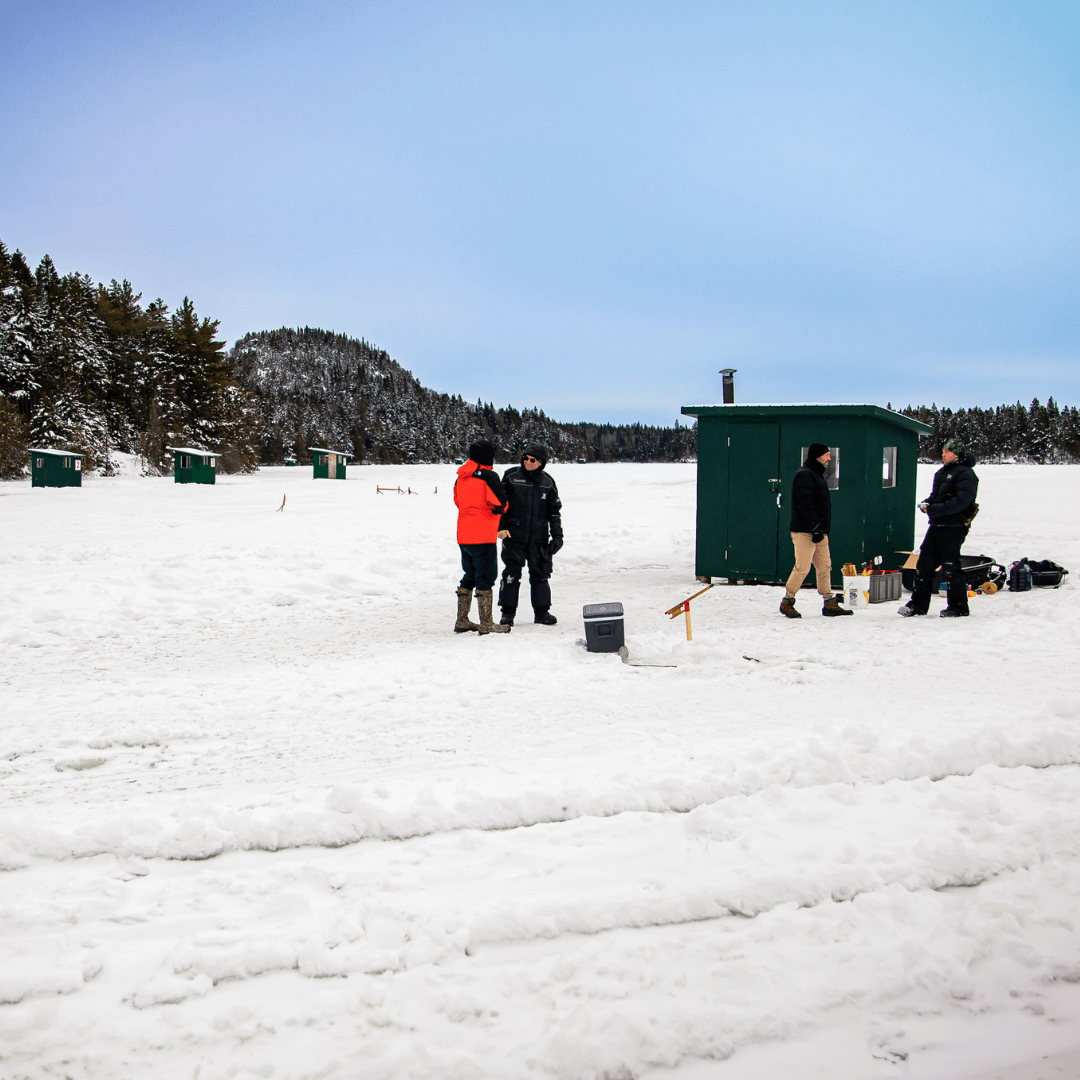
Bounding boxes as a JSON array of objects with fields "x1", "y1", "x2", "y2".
[
  {"x1": 779, "y1": 442, "x2": 851, "y2": 618},
  {"x1": 497, "y1": 444, "x2": 563, "y2": 626},
  {"x1": 900, "y1": 438, "x2": 979, "y2": 618}
]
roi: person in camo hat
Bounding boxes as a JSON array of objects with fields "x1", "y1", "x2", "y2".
[
  {"x1": 779, "y1": 442, "x2": 852, "y2": 619},
  {"x1": 900, "y1": 437, "x2": 979, "y2": 618}
]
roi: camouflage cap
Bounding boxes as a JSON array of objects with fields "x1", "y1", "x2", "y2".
[{"x1": 942, "y1": 437, "x2": 965, "y2": 455}]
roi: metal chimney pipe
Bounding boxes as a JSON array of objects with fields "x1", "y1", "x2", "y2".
[{"x1": 719, "y1": 368, "x2": 737, "y2": 404}]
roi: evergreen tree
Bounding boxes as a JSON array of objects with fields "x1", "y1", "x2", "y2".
[
  {"x1": 165, "y1": 297, "x2": 230, "y2": 447},
  {"x1": 0, "y1": 395, "x2": 28, "y2": 479}
]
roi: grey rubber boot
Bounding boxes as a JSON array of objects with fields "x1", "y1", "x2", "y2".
[
  {"x1": 476, "y1": 589, "x2": 510, "y2": 634},
  {"x1": 455, "y1": 588, "x2": 481, "y2": 633}
]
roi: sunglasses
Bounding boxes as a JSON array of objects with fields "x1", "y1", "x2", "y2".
[{"x1": 523, "y1": 455, "x2": 539, "y2": 463}]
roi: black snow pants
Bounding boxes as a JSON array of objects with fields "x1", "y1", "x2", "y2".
[
  {"x1": 909, "y1": 525, "x2": 969, "y2": 615},
  {"x1": 499, "y1": 538, "x2": 552, "y2": 615}
]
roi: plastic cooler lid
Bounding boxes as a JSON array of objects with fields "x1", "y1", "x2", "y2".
[{"x1": 583, "y1": 602, "x2": 624, "y2": 619}]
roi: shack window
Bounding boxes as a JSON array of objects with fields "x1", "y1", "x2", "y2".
[
  {"x1": 800, "y1": 446, "x2": 839, "y2": 489},
  {"x1": 63, "y1": 457, "x2": 71, "y2": 468},
  {"x1": 36, "y1": 457, "x2": 44, "y2": 469},
  {"x1": 882, "y1": 446, "x2": 897, "y2": 488},
  {"x1": 180, "y1": 454, "x2": 192, "y2": 469},
  {"x1": 320, "y1": 454, "x2": 328, "y2": 466}
]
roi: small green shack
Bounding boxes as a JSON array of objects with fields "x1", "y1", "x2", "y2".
[
  {"x1": 168, "y1": 446, "x2": 217, "y2": 485},
  {"x1": 680, "y1": 404, "x2": 933, "y2": 582},
  {"x1": 30, "y1": 449, "x2": 84, "y2": 488},
  {"x1": 310, "y1": 448, "x2": 350, "y2": 480}
]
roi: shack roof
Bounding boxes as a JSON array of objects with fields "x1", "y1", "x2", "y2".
[
  {"x1": 309, "y1": 448, "x2": 352, "y2": 458},
  {"x1": 680, "y1": 403, "x2": 933, "y2": 435},
  {"x1": 166, "y1": 446, "x2": 218, "y2": 455},
  {"x1": 29, "y1": 448, "x2": 85, "y2": 457}
]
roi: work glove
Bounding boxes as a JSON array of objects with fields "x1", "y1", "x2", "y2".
[
  {"x1": 811, "y1": 529, "x2": 825, "y2": 544},
  {"x1": 548, "y1": 537, "x2": 563, "y2": 556}
]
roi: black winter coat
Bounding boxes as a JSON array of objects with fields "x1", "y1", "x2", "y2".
[
  {"x1": 500, "y1": 466, "x2": 563, "y2": 547},
  {"x1": 788, "y1": 458, "x2": 832, "y2": 535},
  {"x1": 925, "y1": 452, "x2": 978, "y2": 526}
]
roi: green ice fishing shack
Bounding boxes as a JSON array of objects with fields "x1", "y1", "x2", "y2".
[
  {"x1": 168, "y1": 446, "x2": 217, "y2": 485},
  {"x1": 30, "y1": 449, "x2": 84, "y2": 487},
  {"x1": 310, "y1": 448, "x2": 350, "y2": 479},
  {"x1": 680, "y1": 403, "x2": 933, "y2": 583}
]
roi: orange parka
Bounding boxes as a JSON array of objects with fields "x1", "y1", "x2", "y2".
[{"x1": 453, "y1": 461, "x2": 505, "y2": 544}]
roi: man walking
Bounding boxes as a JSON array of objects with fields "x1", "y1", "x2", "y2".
[
  {"x1": 453, "y1": 441, "x2": 510, "y2": 634},
  {"x1": 900, "y1": 438, "x2": 979, "y2": 618},
  {"x1": 779, "y1": 442, "x2": 852, "y2": 618},
  {"x1": 497, "y1": 444, "x2": 563, "y2": 626}
]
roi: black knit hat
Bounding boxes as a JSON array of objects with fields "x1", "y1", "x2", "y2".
[
  {"x1": 522, "y1": 443, "x2": 549, "y2": 467},
  {"x1": 468, "y1": 441, "x2": 496, "y2": 467},
  {"x1": 806, "y1": 442, "x2": 830, "y2": 462}
]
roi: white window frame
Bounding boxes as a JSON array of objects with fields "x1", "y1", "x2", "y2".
[{"x1": 882, "y1": 446, "x2": 897, "y2": 488}]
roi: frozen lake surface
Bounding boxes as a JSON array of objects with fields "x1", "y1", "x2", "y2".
[{"x1": 2, "y1": 461, "x2": 1079, "y2": 1079}]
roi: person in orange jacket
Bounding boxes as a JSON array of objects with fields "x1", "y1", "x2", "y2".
[{"x1": 453, "y1": 441, "x2": 510, "y2": 634}]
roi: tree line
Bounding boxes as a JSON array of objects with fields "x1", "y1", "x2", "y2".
[
  {"x1": 0, "y1": 239, "x2": 259, "y2": 479},
  {"x1": 3, "y1": 239, "x2": 1078, "y2": 478},
  {"x1": 896, "y1": 401, "x2": 1080, "y2": 463},
  {"x1": 0, "y1": 239, "x2": 695, "y2": 476}
]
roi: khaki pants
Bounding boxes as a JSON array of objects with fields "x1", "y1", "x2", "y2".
[{"x1": 785, "y1": 532, "x2": 834, "y2": 598}]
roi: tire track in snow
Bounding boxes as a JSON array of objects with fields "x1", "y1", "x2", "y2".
[
  {"x1": 3, "y1": 714, "x2": 1079, "y2": 867},
  {"x1": 4, "y1": 764, "x2": 1080, "y2": 1079}
]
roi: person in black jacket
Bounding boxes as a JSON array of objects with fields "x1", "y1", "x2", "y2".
[
  {"x1": 497, "y1": 444, "x2": 563, "y2": 626},
  {"x1": 780, "y1": 442, "x2": 851, "y2": 618},
  {"x1": 900, "y1": 438, "x2": 979, "y2": 618}
]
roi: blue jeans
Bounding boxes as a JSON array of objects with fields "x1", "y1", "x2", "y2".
[{"x1": 459, "y1": 544, "x2": 497, "y2": 591}]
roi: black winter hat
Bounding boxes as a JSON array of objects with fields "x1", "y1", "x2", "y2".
[
  {"x1": 806, "y1": 442, "x2": 830, "y2": 462},
  {"x1": 522, "y1": 443, "x2": 549, "y2": 467},
  {"x1": 468, "y1": 441, "x2": 496, "y2": 467}
]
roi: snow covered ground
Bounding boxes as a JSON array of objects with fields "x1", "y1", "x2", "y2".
[{"x1": 1, "y1": 460, "x2": 1079, "y2": 1080}]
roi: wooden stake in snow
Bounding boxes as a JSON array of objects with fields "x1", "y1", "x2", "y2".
[{"x1": 276, "y1": 494, "x2": 286, "y2": 512}]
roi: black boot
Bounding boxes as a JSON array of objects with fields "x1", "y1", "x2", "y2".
[
  {"x1": 534, "y1": 610, "x2": 557, "y2": 625},
  {"x1": 500, "y1": 609, "x2": 515, "y2": 627}
]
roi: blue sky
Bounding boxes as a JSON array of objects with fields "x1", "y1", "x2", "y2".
[{"x1": 2, "y1": 1, "x2": 1077, "y2": 424}]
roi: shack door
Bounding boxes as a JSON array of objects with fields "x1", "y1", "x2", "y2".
[
  {"x1": 329, "y1": 453, "x2": 337, "y2": 479},
  {"x1": 726, "y1": 424, "x2": 780, "y2": 579}
]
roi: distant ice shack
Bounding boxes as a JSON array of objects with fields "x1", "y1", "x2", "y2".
[
  {"x1": 310, "y1": 448, "x2": 350, "y2": 480},
  {"x1": 680, "y1": 402, "x2": 933, "y2": 583},
  {"x1": 168, "y1": 446, "x2": 217, "y2": 485},
  {"x1": 31, "y1": 449, "x2": 84, "y2": 488}
]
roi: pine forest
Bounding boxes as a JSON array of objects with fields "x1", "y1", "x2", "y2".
[{"x1": 1, "y1": 239, "x2": 1078, "y2": 479}]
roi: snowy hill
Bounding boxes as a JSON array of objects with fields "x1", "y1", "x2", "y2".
[{"x1": 231, "y1": 327, "x2": 698, "y2": 464}]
